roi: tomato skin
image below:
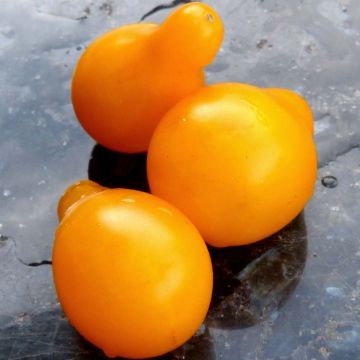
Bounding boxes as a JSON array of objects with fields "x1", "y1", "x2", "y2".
[
  {"x1": 52, "y1": 189, "x2": 212, "y2": 359},
  {"x1": 147, "y1": 83, "x2": 317, "y2": 247},
  {"x1": 264, "y1": 88, "x2": 314, "y2": 134},
  {"x1": 57, "y1": 180, "x2": 105, "y2": 221},
  {"x1": 72, "y1": 3, "x2": 223, "y2": 153}
]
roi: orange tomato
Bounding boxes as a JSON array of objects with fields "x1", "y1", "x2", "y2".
[
  {"x1": 72, "y1": 2, "x2": 224, "y2": 153},
  {"x1": 52, "y1": 188, "x2": 213, "y2": 359},
  {"x1": 57, "y1": 180, "x2": 105, "y2": 221},
  {"x1": 264, "y1": 88, "x2": 314, "y2": 134},
  {"x1": 147, "y1": 83, "x2": 317, "y2": 247}
]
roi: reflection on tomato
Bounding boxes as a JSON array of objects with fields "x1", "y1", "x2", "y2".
[
  {"x1": 53, "y1": 188, "x2": 213, "y2": 359},
  {"x1": 147, "y1": 83, "x2": 317, "y2": 247}
]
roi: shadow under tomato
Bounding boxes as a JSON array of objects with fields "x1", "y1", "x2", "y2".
[
  {"x1": 88, "y1": 144, "x2": 149, "y2": 192},
  {"x1": 73, "y1": 324, "x2": 215, "y2": 360},
  {"x1": 207, "y1": 213, "x2": 308, "y2": 329}
]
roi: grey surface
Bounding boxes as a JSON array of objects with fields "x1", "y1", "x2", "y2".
[{"x1": 0, "y1": 0, "x2": 359, "y2": 359}]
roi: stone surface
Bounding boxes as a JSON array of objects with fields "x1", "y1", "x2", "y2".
[{"x1": 0, "y1": 0, "x2": 359, "y2": 359}]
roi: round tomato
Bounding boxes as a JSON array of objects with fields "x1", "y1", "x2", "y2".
[
  {"x1": 147, "y1": 83, "x2": 317, "y2": 247},
  {"x1": 72, "y1": 3, "x2": 223, "y2": 153},
  {"x1": 52, "y1": 189, "x2": 213, "y2": 358}
]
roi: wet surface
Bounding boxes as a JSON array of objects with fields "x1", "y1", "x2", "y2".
[
  {"x1": 1, "y1": 0, "x2": 360, "y2": 359},
  {"x1": 321, "y1": 175, "x2": 339, "y2": 189}
]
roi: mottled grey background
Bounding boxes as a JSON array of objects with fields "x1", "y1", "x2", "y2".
[{"x1": 0, "y1": 0, "x2": 359, "y2": 359}]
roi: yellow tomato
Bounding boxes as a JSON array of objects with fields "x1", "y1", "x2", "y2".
[
  {"x1": 72, "y1": 2, "x2": 224, "y2": 153},
  {"x1": 147, "y1": 83, "x2": 317, "y2": 247},
  {"x1": 53, "y1": 188, "x2": 213, "y2": 358},
  {"x1": 57, "y1": 180, "x2": 105, "y2": 221},
  {"x1": 264, "y1": 88, "x2": 314, "y2": 134}
]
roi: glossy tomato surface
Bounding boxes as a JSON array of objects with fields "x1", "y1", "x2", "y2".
[
  {"x1": 264, "y1": 88, "x2": 314, "y2": 134},
  {"x1": 72, "y1": 3, "x2": 223, "y2": 153},
  {"x1": 57, "y1": 180, "x2": 105, "y2": 221},
  {"x1": 147, "y1": 83, "x2": 317, "y2": 247},
  {"x1": 52, "y1": 189, "x2": 213, "y2": 359}
]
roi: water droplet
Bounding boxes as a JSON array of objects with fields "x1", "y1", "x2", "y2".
[
  {"x1": 38, "y1": 180, "x2": 46, "y2": 185},
  {"x1": 331, "y1": 206, "x2": 340, "y2": 212},
  {"x1": 256, "y1": 39, "x2": 268, "y2": 49},
  {"x1": 326, "y1": 287, "x2": 343, "y2": 297},
  {"x1": 3, "y1": 189, "x2": 11, "y2": 197},
  {"x1": 7, "y1": 107, "x2": 13, "y2": 115},
  {"x1": 18, "y1": 223, "x2": 25, "y2": 228},
  {"x1": 36, "y1": 118, "x2": 46, "y2": 127},
  {"x1": 0, "y1": 224, "x2": 3, "y2": 228},
  {"x1": 321, "y1": 175, "x2": 338, "y2": 188},
  {"x1": 34, "y1": 74, "x2": 41, "y2": 80}
]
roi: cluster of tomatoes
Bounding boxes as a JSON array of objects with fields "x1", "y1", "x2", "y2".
[{"x1": 52, "y1": 2, "x2": 317, "y2": 359}]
